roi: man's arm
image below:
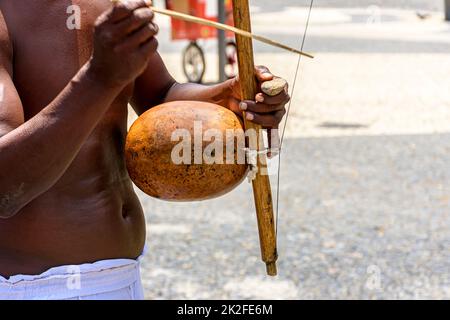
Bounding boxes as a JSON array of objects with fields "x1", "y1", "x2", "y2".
[
  {"x1": 130, "y1": 51, "x2": 177, "y2": 115},
  {"x1": 0, "y1": 1, "x2": 158, "y2": 218},
  {"x1": 131, "y1": 53, "x2": 235, "y2": 116},
  {"x1": 0, "y1": 66, "x2": 123, "y2": 218},
  {"x1": 132, "y1": 59, "x2": 289, "y2": 130}
]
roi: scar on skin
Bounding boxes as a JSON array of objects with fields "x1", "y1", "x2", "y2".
[{"x1": 0, "y1": 183, "x2": 25, "y2": 217}]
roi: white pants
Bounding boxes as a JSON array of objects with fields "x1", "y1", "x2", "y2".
[{"x1": 0, "y1": 255, "x2": 145, "y2": 300}]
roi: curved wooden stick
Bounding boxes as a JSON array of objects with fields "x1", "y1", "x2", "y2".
[
  {"x1": 111, "y1": 0, "x2": 314, "y2": 58},
  {"x1": 232, "y1": 0, "x2": 278, "y2": 276},
  {"x1": 151, "y1": 7, "x2": 313, "y2": 58},
  {"x1": 112, "y1": 0, "x2": 279, "y2": 276}
]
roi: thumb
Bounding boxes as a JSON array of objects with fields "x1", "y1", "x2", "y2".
[{"x1": 255, "y1": 65, "x2": 274, "y2": 82}]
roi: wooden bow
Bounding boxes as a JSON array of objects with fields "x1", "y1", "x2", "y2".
[
  {"x1": 112, "y1": 0, "x2": 314, "y2": 276},
  {"x1": 112, "y1": 0, "x2": 314, "y2": 58},
  {"x1": 230, "y1": 0, "x2": 278, "y2": 276}
]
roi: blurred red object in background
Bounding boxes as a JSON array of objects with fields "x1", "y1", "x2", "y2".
[{"x1": 166, "y1": 0, "x2": 234, "y2": 40}]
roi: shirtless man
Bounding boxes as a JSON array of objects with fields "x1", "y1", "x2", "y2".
[{"x1": 0, "y1": 0, "x2": 289, "y2": 299}]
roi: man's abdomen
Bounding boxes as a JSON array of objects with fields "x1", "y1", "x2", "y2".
[{"x1": 0, "y1": 132, "x2": 146, "y2": 278}]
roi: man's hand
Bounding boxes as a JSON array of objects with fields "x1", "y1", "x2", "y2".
[
  {"x1": 88, "y1": 0, "x2": 159, "y2": 87},
  {"x1": 227, "y1": 66, "x2": 290, "y2": 152}
]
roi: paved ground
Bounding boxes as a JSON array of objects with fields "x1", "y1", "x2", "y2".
[
  {"x1": 137, "y1": 133, "x2": 450, "y2": 299},
  {"x1": 131, "y1": 3, "x2": 450, "y2": 299},
  {"x1": 261, "y1": 0, "x2": 443, "y2": 11}
]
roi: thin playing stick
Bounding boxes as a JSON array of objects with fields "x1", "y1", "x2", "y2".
[{"x1": 110, "y1": 0, "x2": 314, "y2": 58}]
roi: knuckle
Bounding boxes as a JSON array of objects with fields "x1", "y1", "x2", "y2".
[
  {"x1": 129, "y1": 13, "x2": 142, "y2": 26},
  {"x1": 247, "y1": 101, "x2": 257, "y2": 111},
  {"x1": 134, "y1": 8, "x2": 152, "y2": 21},
  {"x1": 144, "y1": 37, "x2": 159, "y2": 52},
  {"x1": 129, "y1": 11, "x2": 139, "y2": 22},
  {"x1": 129, "y1": 0, "x2": 147, "y2": 10},
  {"x1": 151, "y1": 37, "x2": 159, "y2": 49},
  {"x1": 113, "y1": 2, "x2": 129, "y2": 14},
  {"x1": 278, "y1": 109, "x2": 286, "y2": 120},
  {"x1": 114, "y1": 8, "x2": 153, "y2": 32},
  {"x1": 270, "y1": 115, "x2": 278, "y2": 123},
  {"x1": 152, "y1": 22, "x2": 159, "y2": 34},
  {"x1": 264, "y1": 120, "x2": 274, "y2": 127},
  {"x1": 258, "y1": 65, "x2": 270, "y2": 73},
  {"x1": 137, "y1": 12, "x2": 152, "y2": 24},
  {"x1": 145, "y1": 23, "x2": 157, "y2": 35},
  {"x1": 146, "y1": 8, "x2": 155, "y2": 20},
  {"x1": 273, "y1": 104, "x2": 282, "y2": 112},
  {"x1": 259, "y1": 104, "x2": 270, "y2": 112}
]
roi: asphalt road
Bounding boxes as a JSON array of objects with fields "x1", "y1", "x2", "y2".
[
  {"x1": 137, "y1": 1, "x2": 450, "y2": 299},
  {"x1": 138, "y1": 133, "x2": 450, "y2": 299}
]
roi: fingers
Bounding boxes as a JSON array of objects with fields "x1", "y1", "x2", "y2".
[
  {"x1": 255, "y1": 65, "x2": 274, "y2": 82},
  {"x1": 245, "y1": 109, "x2": 286, "y2": 128},
  {"x1": 113, "y1": 7, "x2": 155, "y2": 37},
  {"x1": 239, "y1": 100, "x2": 284, "y2": 114},
  {"x1": 255, "y1": 90, "x2": 290, "y2": 106},
  {"x1": 108, "y1": 0, "x2": 150, "y2": 23},
  {"x1": 239, "y1": 90, "x2": 290, "y2": 114},
  {"x1": 114, "y1": 22, "x2": 159, "y2": 52},
  {"x1": 98, "y1": 1, "x2": 158, "y2": 53},
  {"x1": 237, "y1": 89, "x2": 289, "y2": 128},
  {"x1": 138, "y1": 36, "x2": 159, "y2": 55}
]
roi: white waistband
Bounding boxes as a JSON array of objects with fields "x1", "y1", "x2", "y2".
[{"x1": 0, "y1": 252, "x2": 145, "y2": 300}]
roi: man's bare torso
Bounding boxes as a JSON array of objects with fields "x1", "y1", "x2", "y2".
[{"x1": 0, "y1": 0, "x2": 146, "y2": 277}]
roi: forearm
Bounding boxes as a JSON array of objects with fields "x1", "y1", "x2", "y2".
[
  {"x1": 0, "y1": 62, "x2": 125, "y2": 218},
  {"x1": 163, "y1": 80, "x2": 234, "y2": 108}
]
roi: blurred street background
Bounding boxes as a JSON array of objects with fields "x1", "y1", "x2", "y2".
[{"x1": 130, "y1": 0, "x2": 450, "y2": 299}]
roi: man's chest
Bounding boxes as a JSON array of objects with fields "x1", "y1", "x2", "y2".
[{"x1": 3, "y1": 0, "x2": 111, "y2": 112}]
